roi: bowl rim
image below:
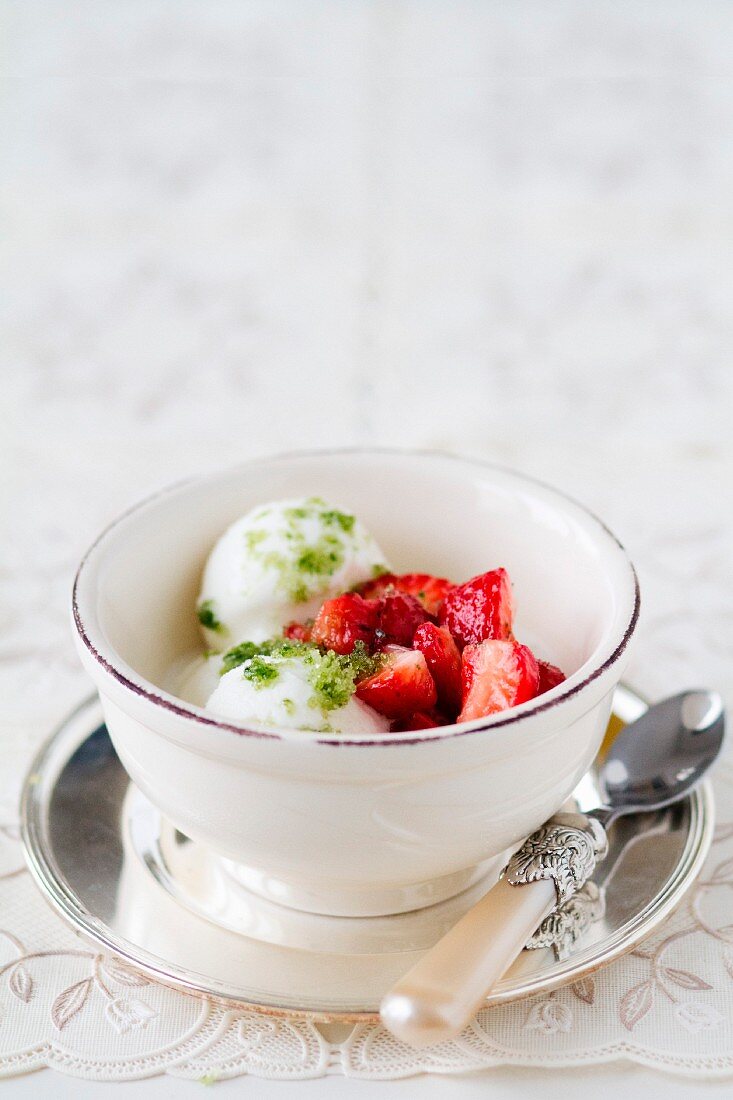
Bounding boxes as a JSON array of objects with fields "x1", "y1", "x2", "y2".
[{"x1": 71, "y1": 447, "x2": 640, "y2": 748}]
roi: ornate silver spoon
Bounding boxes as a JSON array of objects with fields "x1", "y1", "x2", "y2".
[{"x1": 380, "y1": 689, "x2": 725, "y2": 1048}]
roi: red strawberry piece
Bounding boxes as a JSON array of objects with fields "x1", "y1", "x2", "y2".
[
  {"x1": 458, "y1": 640, "x2": 539, "y2": 722},
  {"x1": 356, "y1": 573, "x2": 399, "y2": 600},
  {"x1": 374, "y1": 592, "x2": 428, "y2": 648},
  {"x1": 283, "y1": 620, "x2": 313, "y2": 643},
  {"x1": 439, "y1": 567, "x2": 513, "y2": 647},
  {"x1": 393, "y1": 711, "x2": 441, "y2": 732},
  {"x1": 356, "y1": 646, "x2": 437, "y2": 719},
  {"x1": 311, "y1": 593, "x2": 379, "y2": 655},
  {"x1": 394, "y1": 573, "x2": 455, "y2": 617},
  {"x1": 537, "y1": 660, "x2": 566, "y2": 695},
  {"x1": 358, "y1": 572, "x2": 455, "y2": 617},
  {"x1": 412, "y1": 622, "x2": 462, "y2": 716}
]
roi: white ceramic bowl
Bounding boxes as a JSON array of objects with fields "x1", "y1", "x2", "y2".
[{"x1": 72, "y1": 450, "x2": 639, "y2": 917}]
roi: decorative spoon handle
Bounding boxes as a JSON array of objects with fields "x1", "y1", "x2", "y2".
[{"x1": 380, "y1": 812, "x2": 608, "y2": 1049}]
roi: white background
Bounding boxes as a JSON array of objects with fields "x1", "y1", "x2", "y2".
[{"x1": 2, "y1": 1, "x2": 732, "y2": 1095}]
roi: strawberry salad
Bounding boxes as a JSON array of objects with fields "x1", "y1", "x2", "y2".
[{"x1": 191, "y1": 497, "x2": 566, "y2": 735}]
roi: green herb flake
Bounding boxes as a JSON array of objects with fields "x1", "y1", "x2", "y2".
[
  {"x1": 244, "y1": 529, "x2": 267, "y2": 552},
  {"x1": 308, "y1": 651, "x2": 354, "y2": 711},
  {"x1": 220, "y1": 640, "x2": 263, "y2": 674},
  {"x1": 197, "y1": 599, "x2": 223, "y2": 633},
  {"x1": 282, "y1": 697, "x2": 296, "y2": 716},
  {"x1": 262, "y1": 549, "x2": 288, "y2": 573},
  {"x1": 291, "y1": 580, "x2": 310, "y2": 602},
  {"x1": 371, "y1": 563, "x2": 390, "y2": 578},
  {"x1": 220, "y1": 636, "x2": 312, "y2": 675},
  {"x1": 321, "y1": 508, "x2": 356, "y2": 533},
  {"x1": 297, "y1": 544, "x2": 341, "y2": 575},
  {"x1": 242, "y1": 655, "x2": 281, "y2": 689},
  {"x1": 306, "y1": 641, "x2": 383, "y2": 714},
  {"x1": 347, "y1": 640, "x2": 384, "y2": 682}
]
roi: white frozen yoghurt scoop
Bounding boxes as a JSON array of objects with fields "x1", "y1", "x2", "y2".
[
  {"x1": 197, "y1": 496, "x2": 389, "y2": 647},
  {"x1": 206, "y1": 648, "x2": 390, "y2": 735}
]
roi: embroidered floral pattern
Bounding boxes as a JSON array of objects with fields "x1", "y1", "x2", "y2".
[
  {"x1": 0, "y1": 929, "x2": 158, "y2": 1034},
  {"x1": 1, "y1": 808, "x2": 733, "y2": 1078},
  {"x1": 524, "y1": 994, "x2": 573, "y2": 1034},
  {"x1": 615, "y1": 842, "x2": 733, "y2": 1033}
]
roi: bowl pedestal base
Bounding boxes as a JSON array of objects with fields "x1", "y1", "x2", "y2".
[
  {"x1": 126, "y1": 786, "x2": 508, "y2": 950},
  {"x1": 218, "y1": 854, "x2": 503, "y2": 919}
]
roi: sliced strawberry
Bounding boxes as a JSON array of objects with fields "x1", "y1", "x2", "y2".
[
  {"x1": 374, "y1": 593, "x2": 428, "y2": 648},
  {"x1": 355, "y1": 573, "x2": 398, "y2": 600},
  {"x1": 311, "y1": 593, "x2": 379, "y2": 655},
  {"x1": 283, "y1": 620, "x2": 313, "y2": 643},
  {"x1": 458, "y1": 640, "x2": 539, "y2": 722},
  {"x1": 439, "y1": 567, "x2": 513, "y2": 647},
  {"x1": 356, "y1": 646, "x2": 437, "y2": 719},
  {"x1": 398, "y1": 573, "x2": 455, "y2": 617},
  {"x1": 412, "y1": 622, "x2": 462, "y2": 716},
  {"x1": 393, "y1": 711, "x2": 441, "y2": 732},
  {"x1": 358, "y1": 572, "x2": 455, "y2": 617},
  {"x1": 537, "y1": 660, "x2": 566, "y2": 696}
]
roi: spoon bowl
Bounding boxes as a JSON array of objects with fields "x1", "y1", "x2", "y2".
[{"x1": 599, "y1": 689, "x2": 725, "y2": 820}]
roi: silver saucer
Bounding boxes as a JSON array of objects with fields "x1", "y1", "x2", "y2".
[{"x1": 21, "y1": 687, "x2": 715, "y2": 1021}]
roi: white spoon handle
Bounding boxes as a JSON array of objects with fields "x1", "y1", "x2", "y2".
[
  {"x1": 380, "y1": 811, "x2": 610, "y2": 1049},
  {"x1": 379, "y1": 875, "x2": 555, "y2": 1049}
]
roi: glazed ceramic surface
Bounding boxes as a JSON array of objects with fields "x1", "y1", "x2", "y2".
[{"x1": 72, "y1": 450, "x2": 639, "y2": 917}]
